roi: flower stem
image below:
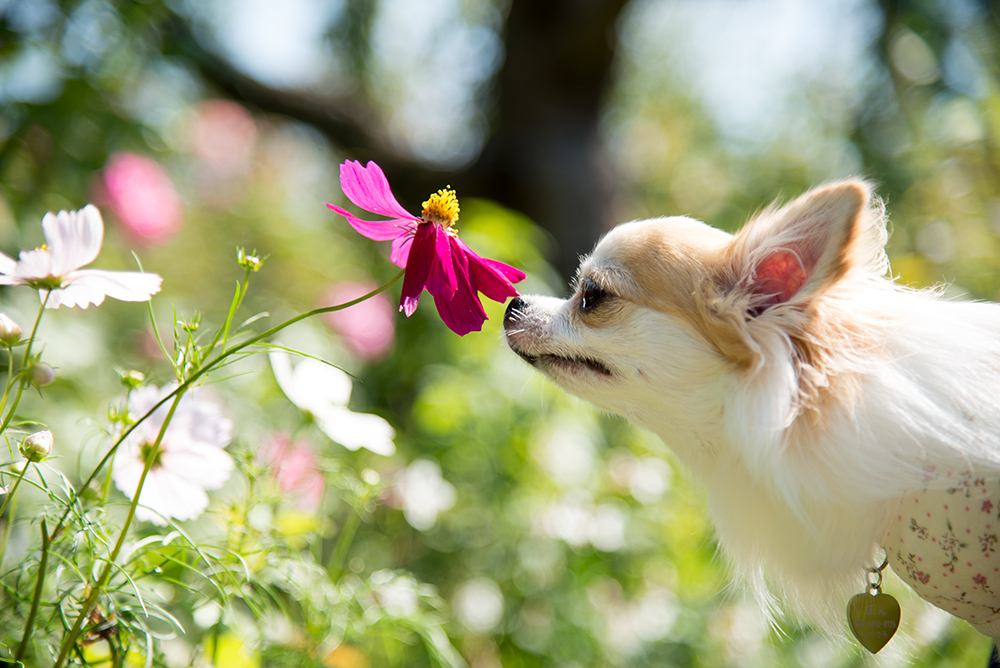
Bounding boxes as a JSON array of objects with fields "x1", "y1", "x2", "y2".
[
  {"x1": 47, "y1": 272, "x2": 405, "y2": 572},
  {"x1": 211, "y1": 264, "x2": 254, "y2": 357},
  {"x1": 0, "y1": 464, "x2": 24, "y2": 570},
  {"x1": 0, "y1": 293, "x2": 49, "y2": 436},
  {"x1": 53, "y1": 394, "x2": 183, "y2": 668},
  {"x1": 0, "y1": 461, "x2": 28, "y2": 520},
  {"x1": 328, "y1": 507, "x2": 361, "y2": 582},
  {"x1": 15, "y1": 518, "x2": 48, "y2": 664},
  {"x1": 0, "y1": 491, "x2": 15, "y2": 573},
  {"x1": 0, "y1": 344, "x2": 17, "y2": 428}
]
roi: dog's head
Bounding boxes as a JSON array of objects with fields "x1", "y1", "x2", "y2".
[{"x1": 503, "y1": 180, "x2": 888, "y2": 458}]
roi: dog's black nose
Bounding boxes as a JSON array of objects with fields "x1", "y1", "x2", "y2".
[{"x1": 504, "y1": 296, "x2": 526, "y2": 328}]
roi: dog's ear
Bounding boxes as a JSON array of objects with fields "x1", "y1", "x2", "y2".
[{"x1": 731, "y1": 180, "x2": 873, "y2": 313}]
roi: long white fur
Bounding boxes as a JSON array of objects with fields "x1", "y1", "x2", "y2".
[{"x1": 504, "y1": 179, "x2": 1000, "y2": 636}]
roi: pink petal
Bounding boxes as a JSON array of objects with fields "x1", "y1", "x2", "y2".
[
  {"x1": 397, "y1": 223, "x2": 460, "y2": 315},
  {"x1": 340, "y1": 160, "x2": 416, "y2": 220},
  {"x1": 478, "y1": 256, "x2": 527, "y2": 284},
  {"x1": 452, "y1": 242, "x2": 522, "y2": 303},
  {"x1": 325, "y1": 203, "x2": 416, "y2": 241},
  {"x1": 432, "y1": 285, "x2": 488, "y2": 336},
  {"x1": 399, "y1": 223, "x2": 438, "y2": 317},
  {"x1": 453, "y1": 237, "x2": 526, "y2": 285},
  {"x1": 422, "y1": 225, "x2": 457, "y2": 297},
  {"x1": 468, "y1": 261, "x2": 518, "y2": 302},
  {"x1": 432, "y1": 243, "x2": 487, "y2": 336},
  {"x1": 390, "y1": 235, "x2": 414, "y2": 268}
]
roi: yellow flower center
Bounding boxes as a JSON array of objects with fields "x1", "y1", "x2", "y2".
[{"x1": 421, "y1": 188, "x2": 460, "y2": 229}]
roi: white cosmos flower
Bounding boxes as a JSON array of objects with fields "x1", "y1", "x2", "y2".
[
  {"x1": 112, "y1": 385, "x2": 234, "y2": 525},
  {"x1": 269, "y1": 351, "x2": 395, "y2": 456},
  {"x1": 0, "y1": 204, "x2": 162, "y2": 308}
]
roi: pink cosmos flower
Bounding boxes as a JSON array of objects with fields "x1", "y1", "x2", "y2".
[
  {"x1": 188, "y1": 100, "x2": 257, "y2": 174},
  {"x1": 326, "y1": 160, "x2": 526, "y2": 336},
  {"x1": 102, "y1": 152, "x2": 183, "y2": 245}
]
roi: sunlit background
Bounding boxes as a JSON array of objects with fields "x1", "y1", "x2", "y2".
[{"x1": 2, "y1": 0, "x2": 999, "y2": 666}]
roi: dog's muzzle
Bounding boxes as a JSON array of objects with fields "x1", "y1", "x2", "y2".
[
  {"x1": 504, "y1": 296, "x2": 526, "y2": 329},
  {"x1": 503, "y1": 297, "x2": 613, "y2": 376},
  {"x1": 503, "y1": 296, "x2": 536, "y2": 364}
]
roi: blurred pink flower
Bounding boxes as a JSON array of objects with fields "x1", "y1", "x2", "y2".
[
  {"x1": 326, "y1": 160, "x2": 526, "y2": 336},
  {"x1": 103, "y1": 152, "x2": 183, "y2": 244},
  {"x1": 260, "y1": 434, "x2": 325, "y2": 511},
  {"x1": 188, "y1": 100, "x2": 257, "y2": 174},
  {"x1": 112, "y1": 385, "x2": 234, "y2": 525},
  {"x1": 320, "y1": 281, "x2": 395, "y2": 361}
]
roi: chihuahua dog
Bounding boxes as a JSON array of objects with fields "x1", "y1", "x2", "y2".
[{"x1": 504, "y1": 180, "x2": 1000, "y2": 641}]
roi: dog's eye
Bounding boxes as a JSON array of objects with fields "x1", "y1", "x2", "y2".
[{"x1": 579, "y1": 279, "x2": 610, "y2": 312}]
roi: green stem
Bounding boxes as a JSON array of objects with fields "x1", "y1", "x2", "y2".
[
  {"x1": 101, "y1": 390, "x2": 133, "y2": 507},
  {"x1": 212, "y1": 265, "x2": 253, "y2": 357},
  {"x1": 327, "y1": 508, "x2": 361, "y2": 582},
  {"x1": 0, "y1": 461, "x2": 28, "y2": 570},
  {"x1": 51, "y1": 270, "x2": 404, "y2": 543},
  {"x1": 231, "y1": 473, "x2": 253, "y2": 556},
  {"x1": 0, "y1": 489, "x2": 15, "y2": 572},
  {"x1": 53, "y1": 395, "x2": 183, "y2": 668},
  {"x1": 0, "y1": 344, "x2": 17, "y2": 426},
  {"x1": 15, "y1": 519, "x2": 48, "y2": 663},
  {"x1": 0, "y1": 293, "x2": 49, "y2": 436},
  {"x1": 0, "y1": 461, "x2": 28, "y2": 520},
  {"x1": 48, "y1": 270, "x2": 404, "y2": 666}
]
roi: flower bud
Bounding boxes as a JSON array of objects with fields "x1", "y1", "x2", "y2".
[
  {"x1": 118, "y1": 369, "x2": 145, "y2": 389},
  {"x1": 0, "y1": 313, "x2": 22, "y2": 345},
  {"x1": 179, "y1": 314, "x2": 200, "y2": 333},
  {"x1": 29, "y1": 361, "x2": 56, "y2": 387},
  {"x1": 237, "y1": 247, "x2": 266, "y2": 272},
  {"x1": 20, "y1": 430, "x2": 53, "y2": 462},
  {"x1": 108, "y1": 402, "x2": 130, "y2": 425}
]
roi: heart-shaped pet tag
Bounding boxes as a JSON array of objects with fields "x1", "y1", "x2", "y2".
[{"x1": 847, "y1": 591, "x2": 900, "y2": 654}]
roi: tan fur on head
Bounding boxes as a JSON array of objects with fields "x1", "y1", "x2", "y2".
[{"x1": 504, "y1": 178, "x2": 1000, "y2": 641}]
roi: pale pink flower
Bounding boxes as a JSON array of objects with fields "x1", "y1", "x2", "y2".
[
  {"x1": 188, "y1": 100, "x2": 257, "y2": 174},
  {"x1": 259, "y1": 434, "x2": 325, "y2": 511},
  {"x1": 103, "y1": 152, "x2": 183, "y2": 244},
  {"x1": 112, "y1": 385, "x2": 234, "y2": 525},
  {"x1": 0, "y1": 205, "x2": 162, "y2": 308},
  {"x1": 320, "y1": 281, "x2": 395, "y2": 362}
]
